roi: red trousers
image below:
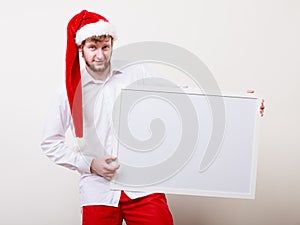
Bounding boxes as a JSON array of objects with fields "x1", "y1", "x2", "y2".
[{"x1": 82, "y1": 191, "x2": 173, "y2": 225}]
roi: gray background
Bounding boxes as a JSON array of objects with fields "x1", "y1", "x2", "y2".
[{"x1": 0, "y1": 0, "x2": 299, "y2": 225}]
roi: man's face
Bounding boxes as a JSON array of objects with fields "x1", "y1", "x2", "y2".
[{"x1": 81, "y1": 37, "x2": 113, "y2": 74}]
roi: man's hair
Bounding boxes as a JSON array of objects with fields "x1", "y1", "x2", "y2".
[{"x1": 80, "y1": 35, "x2": 113, "y2": 47}]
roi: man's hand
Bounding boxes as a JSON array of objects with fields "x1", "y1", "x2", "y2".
[
  {"x1": 259, "y1": 99, "x2": 265, "y2": 117},
  {"x1": 90, "y1": 156, "x2": 120, "y2": 181},
  {"x1": 247, "y1": 90, "x2": 265, "y2": 117}
]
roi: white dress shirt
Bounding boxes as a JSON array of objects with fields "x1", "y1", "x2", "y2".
[{"x1": 41, "y1": 62, "x2": 155, "y2": 207}]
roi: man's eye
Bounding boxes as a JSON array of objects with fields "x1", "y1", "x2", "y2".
[
  {"x1": 103, "y1": 46, "x2": 110, "y2": 50},
  {"x1": 89, "y1": 46, "x2": 96, "y2": 50}
]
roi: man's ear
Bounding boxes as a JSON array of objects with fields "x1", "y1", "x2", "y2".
[
  {"x1": 78, "y1": 45, "x2": 84, "y2": 57},
  {"x1": 78, "y1": 45, "x2": 83, "y2": 52}
]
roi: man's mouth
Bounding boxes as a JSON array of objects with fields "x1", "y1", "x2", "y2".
[{"x1": 94, "y1": 60, "x2": 104, "y2": 65}]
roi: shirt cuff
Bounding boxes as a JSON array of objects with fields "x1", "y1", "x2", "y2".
[{"x1": 77, "y1": 154, "x2": 94, "y2": 174}]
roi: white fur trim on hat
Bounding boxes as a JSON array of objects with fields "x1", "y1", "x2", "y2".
[{"x1": 75, "y1": 20, "x2": 117, "y2": 45}]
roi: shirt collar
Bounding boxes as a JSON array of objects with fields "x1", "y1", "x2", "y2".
[{"x1": 81, "y1": 61, "x2": 123, "y2": 87}]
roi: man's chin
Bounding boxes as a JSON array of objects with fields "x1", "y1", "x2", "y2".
[
  {"x1": 90, "y1": 65, "x2": 108, "y2": 73},
  {"x1": 94, "y1": 67, "x2": 106, "y2": 72}
]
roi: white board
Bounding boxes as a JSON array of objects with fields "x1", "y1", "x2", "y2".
[{"x1": 111, "y1": 85, "x2": 261, "y2": 199}]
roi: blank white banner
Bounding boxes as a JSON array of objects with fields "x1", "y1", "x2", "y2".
[{"x1": 111, "y1": 86, "x2": 261, "y2": 199}]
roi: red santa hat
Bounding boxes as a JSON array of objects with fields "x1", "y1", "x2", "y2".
[{"x1": 66, "y1": 10, "x2": 116, "y2": 138}]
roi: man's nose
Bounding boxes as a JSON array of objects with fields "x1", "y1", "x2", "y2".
[{"x1": 96, "y1": 49, "x2": 104, "y2": 59}]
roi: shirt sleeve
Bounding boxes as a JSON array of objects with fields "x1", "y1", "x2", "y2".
[{"x1": 40, "y1": 90, "x2": 93, "y2": 174}]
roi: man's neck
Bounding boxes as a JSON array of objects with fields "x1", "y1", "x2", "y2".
[{"x1": 86, "y1": 64, "x2": 111, "y2": 81}]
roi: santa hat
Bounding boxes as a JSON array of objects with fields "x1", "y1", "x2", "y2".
[{"x1": 66, "y1": 10, "x2": 116, "y2": 138}]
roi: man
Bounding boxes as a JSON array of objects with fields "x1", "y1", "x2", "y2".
[{"x1": 41, "y1": 10, "x2": 174, "y2": 225}]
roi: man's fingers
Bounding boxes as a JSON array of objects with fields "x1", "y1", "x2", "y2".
[
  {"x1": 90, "y1": 156, "x2": 120, "y2": 180},
  {"x1": 104, "y1": 156, "x2": 119, "y2": 170},
  {"x1": 261, "y1": 99, "x2": 265, "y2": 108},
  {"x1": 103, "y1": 171, "x2": 118, "y2": 181},
  {"x1": 103, "y1": 156, "x2": 120, "y2": 173},
  {"x1": 260, "y1": 99, "x2": 265, "y2": 117},
  {"x1": 105, "y1": 155, "x2": 117, "y2": 162},
  {"x1": 105, "y1": 175, "x2": 113, "y2": 181},
  {"x1": 104, "y1": 163, "x2": 120, "y2": 172},
  {"x1": 245, "y1": 90, "x2": 265, "y2": 116}
]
